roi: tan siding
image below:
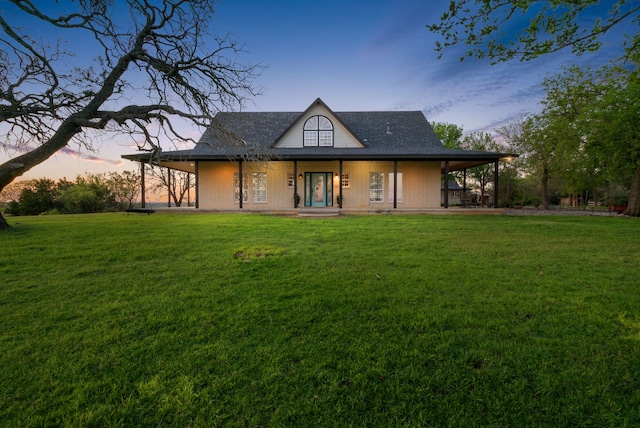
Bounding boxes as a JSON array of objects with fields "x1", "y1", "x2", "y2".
[
  {"x1": 198, "y1": 162, "x2": 236, "y2": 209},
  {"x1": 197, "y1": 160, "x2": 441, "y2": 210},
  {"x1": 275, "y1": 105, "x2": 363, "y2": 149}
]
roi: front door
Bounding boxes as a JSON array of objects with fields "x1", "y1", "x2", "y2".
[{"x1": 305, "y1": 172, "x2": 333, "y2": 207}]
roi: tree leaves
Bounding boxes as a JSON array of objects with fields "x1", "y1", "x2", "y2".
[{"x1": 427, "y1": 0, "x2": 639, "y2": 63}]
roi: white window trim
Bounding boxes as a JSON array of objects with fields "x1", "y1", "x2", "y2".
[
  {"x1": 252, "y1": 172, "x2": 267, "y2": 203},
  {"x1": 234, "y1": 173, "x2": 248, "y2": 203},
  {"x1": 369, "y1": 172, "x2": 384, "y2": 203},
  {"x1": 303, "y1": 115, "x2": 334, "y2": 147},
  {"x1": 341, "y1": 172, "x2": 350, "y2": 188}
]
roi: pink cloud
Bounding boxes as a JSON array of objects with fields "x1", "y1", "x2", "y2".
[{"x1": 4, "y1": 144, "x2": 125, "y2": 166}]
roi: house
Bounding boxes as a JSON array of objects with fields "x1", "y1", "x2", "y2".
[
  {"x1": 122, "y1": 98, "x2": 512, "y2": 212},
  {"x1": 441, "y1": 176, "x2": 463, "y2": 206}
]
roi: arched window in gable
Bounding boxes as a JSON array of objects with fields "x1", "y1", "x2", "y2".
[{"x1": 304, "y1": 115, "x2": 333, "y2": 147}]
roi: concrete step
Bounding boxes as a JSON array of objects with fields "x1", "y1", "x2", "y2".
[{"x1": 297, "y1": 208, "x2": 340, "y2": 217}]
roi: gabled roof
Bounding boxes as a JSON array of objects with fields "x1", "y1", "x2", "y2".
[
  {"x1": 442, "y1": 178, "x2": 463, "y2": 191},
  {"x1": 122, "y1": 98, "x2": 513, "y2": 170},
  {"x1": 271, "y1": 98, "x2": 366, "y2": 148}
]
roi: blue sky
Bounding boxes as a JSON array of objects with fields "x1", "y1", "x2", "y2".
[{"x1": 3, "y1": 0, "x2": 632, "y2": 180}]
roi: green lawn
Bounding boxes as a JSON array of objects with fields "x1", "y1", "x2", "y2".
[{"x1": 1, "y1": 213, "x2": 639, "y2": 426}]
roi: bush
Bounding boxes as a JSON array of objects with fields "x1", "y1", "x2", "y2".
[
  {"x1": 14, "y1": 179, "x2": 57, "y2": 215},
  {"x1": 57, "y1": 185, "x2": 108, "y2": 213},
  {"x1": 4, "y1": 201, "x2": 20, "y2": 216}
]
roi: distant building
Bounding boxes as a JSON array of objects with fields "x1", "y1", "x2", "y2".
[{"x1": 441, "y1": 176, "x2": 463, "y2": 206}]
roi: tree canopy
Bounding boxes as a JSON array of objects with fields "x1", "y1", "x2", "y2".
[
  {"x1": 500, "y1": 59, "x2": 640, "y2": 215},
  {"x1": 428, "y1": 0, "x2": 640, "y2": 62},
  {"x1": 0, "y1": 0, "x2": 261, "y2": 229},
  {"x1": 432, "y1": 121, "x2": 464, "y2": 149}
]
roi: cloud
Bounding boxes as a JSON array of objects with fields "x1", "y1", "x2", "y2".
[
  {"x1": 59, "y1": 147, "x2": 125, "y2": 166},
  {"x1": 3, "y1": 144, "x2": 124, "y2": 167}
]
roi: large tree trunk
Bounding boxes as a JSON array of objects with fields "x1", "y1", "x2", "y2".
[
  {"x1": 541, "y1": 165, "x2": 550, "y2": 209},
  {"x1": 0, "y1": 212, "x2": 9, "y2": 230},
  {"x1": 625, "y1": 164, "x2": 640, "y2": 217}
]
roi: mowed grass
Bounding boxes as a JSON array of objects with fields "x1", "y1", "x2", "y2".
[{"x1": 1, "y1": 213, "x2": 639, "y2": 427}]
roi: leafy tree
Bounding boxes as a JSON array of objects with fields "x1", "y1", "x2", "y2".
[
  {"x1": 503, "y1": 115, "x2": 572, "y2": 209},
  {"x1": 57, "y1": 174, "x2": 115, "y2": 213},
  {"x1": 432, "y1": 122, "x2": 464, "y2": 149},
  {"x1": 57, "y1": 185, "x2": 105, "y2": 214},
  {"x1": 12, "y1": 178, "x2": 57, "y2": 215},
  {"x1": 538, "y1": 63, "x2": 611, "y2": 174},
  {"x1": 107, "y1": 171, "x2": 140, "y2": 210},
  {"x1": 427, "y1": 1, "x2": 640, "y2": 63},
  {"x1": 0, "y1": 0, "x2": 261, "y2": 229},
  {"x1": 462, "y1": 131, "x2": 500, "y2": 206},
  {"x1": 503, "y1": 65, "x2": 609, "y2": 209},
  {"x1": 500, "y1": 60, "x2": 639, "y2": 213},
  {"x1": 583, "y1": 57, "x2": 640, "y2": 215},
  {"x1": 426, "y1": 0, "x2": 640, "y2": 214}
]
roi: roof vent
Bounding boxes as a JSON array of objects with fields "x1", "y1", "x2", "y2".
[{"x1": 386, "y1": 122, "x2": 392, "y2": 135}]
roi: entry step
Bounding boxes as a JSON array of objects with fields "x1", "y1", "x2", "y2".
[{"x1": 297, "y1": 208, "x2": 340, "y2": 217}]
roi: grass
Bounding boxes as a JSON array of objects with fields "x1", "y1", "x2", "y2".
[{"x1": 1, "y1": 212, "x2": 639, "y2": 426}]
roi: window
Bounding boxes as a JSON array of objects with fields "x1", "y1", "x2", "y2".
[
  {"x1": 252, "y1": 172, "x2": 267, "y2": 203},
  {"x1": 287, "y1": 172, "x2": 295, "y2": 188},
  {"x1": 304, "y1": 115, "x2": 333, "y2": 147},
  {"x1": 341, "y1": 172, "x2": 350, "y2": 188},
  {"x1": 388, "y1": 173, "x2": 403, "y2": 203},
  {"x1": 452, "y1": 191, "x2": 459, "y2": 198},
  {"x1": 369, "y1": 172, "x2": 383, "y2": 202},
  {"x1": 233, "y1": 173, "x2": 248, "y2": 203}
]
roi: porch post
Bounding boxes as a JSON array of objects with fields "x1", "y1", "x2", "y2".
[
  {"x1": 194, "y1": 161, "x2": 199, "y2": 209},
  {"x1": 494, "y1": 160, "x2": 499, "y2": 208},
  {"x1": 293, "y1": 160, "x2": 298, "y2": 208},
  {"x1": 393, "y1": 160, "x2": 398, "y2": 209},
  {"x1": 167, "y1": 169, "x2": 171, "y2": 207},
  {"x1": 238, "y1": 160, "x2": 243, "y2": 209},
  {"x1": 463, "y1": 168, "x2": 467, "y2": 193},
  {"x1": 339, "y1": 160, "x2": 343, "y2": 208},
  {"x1": 140, "y1": 162, "x2": 146, "y2": 209},
  {"x1": 444, "y1": 161, "x2": 450, "y2": 209}
]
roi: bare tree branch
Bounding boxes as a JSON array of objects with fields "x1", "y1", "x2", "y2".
[{"x1": 0, "y1": 0, "x2": 263, "y2": 228}]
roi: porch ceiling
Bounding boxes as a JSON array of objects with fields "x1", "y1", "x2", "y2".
[
  {"x1": 158, "y1": 161, "x2": 196, "y2": 173},
  {"x1": 442, "y1": 159, "x2": 499, "y2": 172}
]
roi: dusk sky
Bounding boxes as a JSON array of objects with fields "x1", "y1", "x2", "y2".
[{"x1": 2, "y1": 0, "x2": 632, "y2": 181}]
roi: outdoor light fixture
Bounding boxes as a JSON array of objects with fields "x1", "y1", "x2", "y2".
[{"x1": 298, "y1": 173, "x2": 303, "y2": 179}]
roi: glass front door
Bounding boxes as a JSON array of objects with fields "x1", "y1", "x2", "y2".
[{"x1": 304, "y1": 172, "x2": 333, "y2": 207}]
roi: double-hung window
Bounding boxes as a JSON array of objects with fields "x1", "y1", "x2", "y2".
[
  {"x1": 252, "y1": 172, "x2": 267, "y2": 203},
  {"x1": 234, "y1": 173, "x2": 248, "y2": 203},
  {"x1": 369, "y1": 172, "x2": 384, "y2": 202}
]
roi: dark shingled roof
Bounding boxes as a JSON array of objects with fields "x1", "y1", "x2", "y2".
[{"x1": 122, "y1": 99, "x2": 512, "y2": 166}]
